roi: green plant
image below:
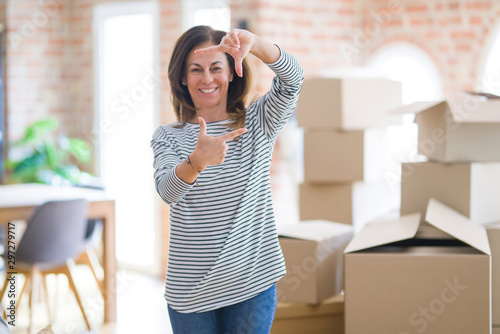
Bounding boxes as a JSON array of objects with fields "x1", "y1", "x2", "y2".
[{"x1": 6, "y1": 118, "x2": 92, "y2": 186}]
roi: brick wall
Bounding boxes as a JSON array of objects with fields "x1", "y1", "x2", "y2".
[
  {"x1": 4, "y1": 0, "x2": 70, "y2": 143},
  {"x1": 360, "y1": 0, "x2": 500, "y2": 97},
  {"x1": 2, "y1": 0, "x2": 181, "y2": 159},
  {"x1": 232, "y1": 0, "x2": 362, "y2": 92}
]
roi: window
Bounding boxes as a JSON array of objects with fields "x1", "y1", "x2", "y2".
[
  {"x1": 183, "y1": 0, "x2": 231, "y2": 32},
  {"x1": 367, "y1": 42, "x2": 444, "y2": 193},
  {"x1": 478, "y1": 23, "x2": 500, "y2": 95},
  {"x1": 368, "y1": 42, "x2": 443, "y2": 104}
]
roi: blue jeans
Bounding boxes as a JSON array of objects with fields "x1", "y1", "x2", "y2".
[{"x1": 167, "y1": 284, "x2": 277, "y2": 334}]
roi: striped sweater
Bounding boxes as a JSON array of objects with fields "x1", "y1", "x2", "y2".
[{"x1": 151, "y1": 47, "x2": 303, "y2": 313}]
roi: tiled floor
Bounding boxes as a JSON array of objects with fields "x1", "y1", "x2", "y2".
[{"x1": 7, "y1": 267, "x2": 172, "y2": 334}]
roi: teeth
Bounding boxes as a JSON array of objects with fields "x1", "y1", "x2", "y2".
[{"x1": 201, "y1": 88, "x2": 216, "y2": 94}]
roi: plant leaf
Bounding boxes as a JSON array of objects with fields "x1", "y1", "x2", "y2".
[
  {"x1": 67, "y1": 138, "x2": 91, "y2": 163},
  {"x1": 18, "y1": 118, "x2": 58, "y2": 146}
]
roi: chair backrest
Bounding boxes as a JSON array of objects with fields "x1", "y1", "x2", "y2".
[{"x1": 16, "y1": 199, "x2": 89, "y2": 266}]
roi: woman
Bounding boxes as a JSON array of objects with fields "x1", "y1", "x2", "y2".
[{"x1": 151, "y1": 25, "x2": 303, "y2": 333}]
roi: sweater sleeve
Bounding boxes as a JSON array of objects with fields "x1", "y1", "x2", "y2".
[
  {"x1": 151, "y1": 126, "x2": 194, "y2": 205},
  {"x1": 253, "y1": 46, "x2": 304, "y2": 144}
]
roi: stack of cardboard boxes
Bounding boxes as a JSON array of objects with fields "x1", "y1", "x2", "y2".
[
  {"x1": 272, "y1": 85, "x2": 500, "y2": 333},
  {"x1": 398, "y1": 98, "x2": 500, "y2": 225},
  {"x1": 344, "y1": 96, "x2": 500, "y2": 333},
  {"x1": 271, "y1": 77, "x2": 404, "y2": 334},
  {"x1": 296, "y1": 77, "x2": 402, "y2": 230}
]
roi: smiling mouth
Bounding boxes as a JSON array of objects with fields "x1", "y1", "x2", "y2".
[{"x1": 200, "y1": 88, "x2": 217, "y2": 94}]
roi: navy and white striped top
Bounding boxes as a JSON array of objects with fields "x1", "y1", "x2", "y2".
[{"x1": 151, "y1": 47, "x2": 303, "y2": 313}]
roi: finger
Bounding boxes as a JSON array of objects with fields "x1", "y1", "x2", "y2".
[
  {"x1": 195, "y1": 45, "x2": 223, "y2": 54},
  {"x1": 228, "y1": 30, "x2": 240, "y2": 47},
  {"x1": 198, "y1": 117, "x2": 207, "y2": 136},
  {"x1": 219, "y1": 128, "x2": 247, "y2": 142},
  {"x1": 222, "y1": 35, "x2": 239, "y2": 49},
  {"x1": 196, "y1": 43, "x2": 239, "y2": 56},
  {"x1": 221, "y1": 36, "x2": 240, "y2": 54},
  {"x1": 234, "y1": 58, "x2": 243, "y2": 77}
]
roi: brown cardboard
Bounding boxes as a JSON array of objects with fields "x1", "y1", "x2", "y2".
[
  {"x1": 277, "y1": 221, "x2": 353, "y2": 304},
  {"x1": 271, "y1": 294, "x2": 344, "y2": 334},
  {"x1": 493, "y1": 327, "x2": 500, "y2": 334},
  {"x1": 344, "y1": 199, "x2": 491, "y2": 334},
  {"x1": 303, "y1": 128, "x2": 386, "y2": 183},
  {"x1": 299, "y1": 179, "x2": 398, "y2": 230},
  {"x1": 394, "y1": 98, "x2": 500, "y2": 161},
  {"x1": 297, "y1": 78, "x2": 402, "y2": 130},
  {"x1": 487, "y1": 222, "x2": 500, "y2": 326},
  {"x1": 400, "y1": 161, "x2": 500, "y2": 225}
]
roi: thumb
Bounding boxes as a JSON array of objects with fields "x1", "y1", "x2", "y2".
[{"x1": 198, "y1": 117, "x2": 207, "y2": 137}]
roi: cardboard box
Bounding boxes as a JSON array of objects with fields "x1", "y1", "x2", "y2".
[
  {"x1": 344, "y1": 199, "x2": 491, "y2": 334},
  {"x1": 277, "y1": 221, "x2": 353, "y2": 304},
  {"x1": 401, "y1": 161, "x2": 500, "y2": 225},
  {"x1": 299, "y1": 179, "x2": 399, "y2": 230},
  {"x1": 394, "y1": 98, "x2": 500, "y2": 162},
  {"x1": 271, "y1": 294, "x2": 344, "y2": 334},
  {"x1": 303, "y1": 128, "x2": 386, "y2": 183},
  {"x1": 493, "y1": 327, "x2": 500, "y2": 334},
  {"x1": 297, "y1": 78, "x2": 402, "y2": 130},
  {"x1": 487, "y1": 222, "x2": 500, "y2": 325}
]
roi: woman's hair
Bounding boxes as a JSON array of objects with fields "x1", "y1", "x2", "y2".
[{"x1": 168, "y1": 25, "x2": 252, "y2": 129}]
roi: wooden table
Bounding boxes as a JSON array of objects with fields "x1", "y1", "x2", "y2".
[{"x1": 0, "y1": 183, "x2": 116, "y2": 323}]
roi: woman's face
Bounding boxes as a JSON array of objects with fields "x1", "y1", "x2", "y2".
[{"x1": 184, "y1": 41, "x2": 233, "y2": 113}]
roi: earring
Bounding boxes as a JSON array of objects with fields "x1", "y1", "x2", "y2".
[
  {"x1": 182, "y1": 81, "x2": 187, "y2": 85},
  {"x1": 229, "y1": 78, "x2": 233, "y2": 82}
]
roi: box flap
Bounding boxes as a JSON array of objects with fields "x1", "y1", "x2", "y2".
[
  {"x1": 278, "y1": 220, "x2": 353, "y2": 242},
  {"x1": 425, "y1": 198, "x2": 491, "y2": 255},
  {"x1": 460, "y1": 90, "x2": 500, "y2": 99},
  {"x1": 390, "y1": 101, "x2": 444, "y2": 115},
  {"x1": 344, "y1": 213, "x2": 421, "y2": 253},
  {"x1": 415, "y1": 225, "x2": 454, "y2": 239},
  {"x1": 447, "y1": 99, "x2": 500, "y2": 123}
]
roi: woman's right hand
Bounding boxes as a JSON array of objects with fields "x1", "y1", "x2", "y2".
[{"x1": 189, "y1": 117, "x2": 247, "y2": 171}]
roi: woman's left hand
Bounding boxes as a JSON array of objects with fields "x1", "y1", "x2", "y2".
[{"x1": 195, "y1": 29, "x2": 255, "y2": 77}]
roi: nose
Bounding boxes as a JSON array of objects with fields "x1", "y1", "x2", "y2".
[{"x1": 201, "y1": 70, "x2": 213, "y2": 84}]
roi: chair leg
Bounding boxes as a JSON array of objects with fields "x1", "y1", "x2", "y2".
[
  {"x1": 28, "y1": 268, "x2": 37, "y2": 334},
  {"x1": 81, "y1": 248, "x2": 105, "y2": 296},
  {"x1": 62, "y1": 263, "x2": 91, "y2": 330},
  {"x1": 41, "y1": 274, "x2": 52, "y2": 322},
  {"x1": 53, "y1": 274, "x2": 59, "y2": 323},
  {"x1": 16, "y1": 274, "x2": 28, "y2": 314}
]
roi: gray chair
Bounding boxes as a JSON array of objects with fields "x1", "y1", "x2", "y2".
[{"x1": 0, "y1": 199, "x2": 91, "y2": 333}]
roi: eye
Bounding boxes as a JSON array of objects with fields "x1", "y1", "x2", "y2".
[
  {"x1": 191, "y1": 68, "x2": 202, "y2": 72},
  {"x1": 211, "y1": 66, "x2": 222, "y2": 72}
]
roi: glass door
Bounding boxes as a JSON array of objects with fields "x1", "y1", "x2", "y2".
[{"x1": 94, "y1": 1, "x2": 160, "y2": 274}]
